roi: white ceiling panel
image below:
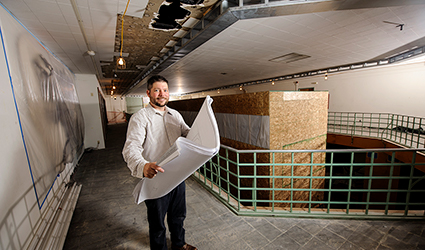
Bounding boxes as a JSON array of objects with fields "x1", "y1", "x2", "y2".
[{"x1": 156, "y1": 3, "x2": 425, "y2": 94}]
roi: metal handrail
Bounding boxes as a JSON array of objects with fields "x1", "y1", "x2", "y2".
[{"x1": 194, "y1": 112, "x2": 425, "y2": 219}]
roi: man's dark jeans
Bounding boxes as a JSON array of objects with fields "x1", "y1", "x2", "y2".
[{"x1": 145, "y1": 181, "x2": 186, "y2": 250}]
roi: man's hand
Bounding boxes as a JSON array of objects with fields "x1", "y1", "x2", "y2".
[{"x1": 143, "y1": 162, "x2": 165, "y2": 179}]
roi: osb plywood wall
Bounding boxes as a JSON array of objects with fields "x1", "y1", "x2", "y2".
[
  {"x1": 169, "y1": 91, "x2": 270, "y2": 115},
  {"x1": 168, "y1": 91, "x2": 328, "y2": 208},
  {"x1": 269, "y1": 91, "x2": 328, "y2": 207}
]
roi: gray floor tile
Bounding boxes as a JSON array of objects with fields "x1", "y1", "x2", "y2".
[
  {"x1": 269, "y1": 232, "x2": 302, "y2": 250},
  {"x1": 243, "y1": 230, "x2": 270, "y2": 249},
  {"x1": 296, "y1": 219, "x2": 330, "y2": 235},
  {"x1": 315, "y1": 228, "x2": 347, "y2": 249},
  {"x1": 253, "y1": 220, "x2": 284, "y2": 242},
  {"x1": 347, "y1": 231, "x2": 379, "y2": 250},
  {"x1": 283, "y1": 225, "x2": 314, "y2": 246},
  {"x1": 379, "y1": 234, "x2": 419, "y2": 250},
  {"x1": 302, "y1": 237, "x2": 336, "y2": 250},
  {"x1": 338, "y1": 240, "x2": 365, "y2": 250},
  {"x1": 325, "y1": 222, "x2": 356, "y2": 240}
]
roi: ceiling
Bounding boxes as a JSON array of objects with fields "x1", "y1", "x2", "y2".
[{"x1": 1, "y1": 0, "x2": 424, "y2": 96}]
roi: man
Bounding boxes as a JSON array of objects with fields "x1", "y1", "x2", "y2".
[{"x1": 122, "y1": 75, "x2": 196, "y2": 250}]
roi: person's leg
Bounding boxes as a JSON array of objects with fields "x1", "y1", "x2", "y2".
[
  {"x1": 167, "y1": 181, "x2": 186, "y2": 248},
  {"x1": 145, "y1": 194, "x2": 170, "y2": 250}
]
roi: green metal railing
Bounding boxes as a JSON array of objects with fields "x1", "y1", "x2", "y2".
[
  {"x1": 193, "y1": 112, "x2": 425, "y2": 219},
  {"x1": 328, "y1": 112, "x2": 425, "y2": 148}
]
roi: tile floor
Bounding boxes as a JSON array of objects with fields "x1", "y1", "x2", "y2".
[{"x1": 63, "y1": 123, "x2": 425, "y2": 250}]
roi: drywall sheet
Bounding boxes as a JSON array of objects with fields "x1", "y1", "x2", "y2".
[
  {"x1": 0, "y1": 8, "x2": 84, "y2": 207},
  {"x1": 133, "y1": 96, "x2": 220, "y2": 203}
]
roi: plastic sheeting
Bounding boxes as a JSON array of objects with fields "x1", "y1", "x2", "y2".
[
  {"x1": 1, "y1": 8, "x2": 84, "y2": 206},
  {"x1": 181, "y1": 111, "x2": 270, "y2": 149}
]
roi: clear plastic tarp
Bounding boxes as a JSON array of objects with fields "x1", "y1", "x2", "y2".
[{"x1": 1, "y1": 7, "x2": 84, "y2": 207}]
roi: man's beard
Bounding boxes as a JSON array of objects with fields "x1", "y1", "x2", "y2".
[{"x1": 152, "y1": 98, "x2": 168, "y2": 107}]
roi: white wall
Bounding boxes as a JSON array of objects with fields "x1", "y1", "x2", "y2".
[
  {"x1": 75, "y1": 74, "x2": 106, "y2": 149},
  {"x1": 105, "y1": 95, "x2": 126, "y2": 123},
  {"x1": 186, "y1": 57, "x2": 425, "y2": 118}
]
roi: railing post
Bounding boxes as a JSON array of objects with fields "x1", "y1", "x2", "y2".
[
  {"x1": 237, "y1": 151, "x2": 241, "y2": 212},
  {"x1": 253, "y1": 152, "x2": 257, "y2": 211},
  {"x1": 365, "y1": 152, "x2": 375, "y2": 215},
  {"x1": 405, "y1": 152, "x2": 417, "y2": 216},
  {"x1": 327, "y1": 152, "x2": 334, "y2": 214},
  {"x1": 385, "y1": 151, "x2": 396, "y2": 215},
  {"x1": 272, "y1": 152, "x2": 275, "y2": 212},
  {"x1": 347, "y1": 152, "x2": 354, "y2": 215},
  {"x1": 290, "y1": 152, "x2": 294, "y2": 213},
  {"x1": 309, "y1": 152, "x2": 313, "y2": 213}
]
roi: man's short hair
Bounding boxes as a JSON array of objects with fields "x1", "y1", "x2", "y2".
[{"x1": 147, "y1": 75, "x2": 168, "y2": 90}]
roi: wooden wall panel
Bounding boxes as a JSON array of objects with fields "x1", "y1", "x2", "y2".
[
  {"x1": 169, "y1": 92, "x2": 270, "y2": 115},
  {"x1": 269, "y1": 91, "x2": 328, "y2": 150}
]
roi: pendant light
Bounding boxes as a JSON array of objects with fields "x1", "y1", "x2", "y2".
[{"x1": 117, "y1": 0, "x2": 131, "y2": 69}]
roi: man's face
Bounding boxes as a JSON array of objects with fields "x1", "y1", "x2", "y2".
[{"x1": 147, "y1": 80, "x2": 169, "y2": 110}]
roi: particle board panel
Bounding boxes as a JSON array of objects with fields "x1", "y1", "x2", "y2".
[
  {"x1": 269, "y1": 91, "x2": 328, "y2": 150},
  {"x1": 270, "y1": 135, "x2": 327, "y2": 207},
  {"x1": 169, "y1": 92, "x2": 270, "y2": 116}
]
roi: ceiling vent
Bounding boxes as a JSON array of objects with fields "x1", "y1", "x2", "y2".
[{"x1": 269, "y1": 53, "x2": 310, "y2": 63}]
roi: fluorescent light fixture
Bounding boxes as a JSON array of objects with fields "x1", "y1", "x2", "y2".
[
  {"x1": 160, "y1": 48, "x2": 170, "y2": 53},
  {"x1": 173, "y1": 30, "x2": 188, "y2": 38},
  {"x1": 269, "y1": 53, "x2": 310, "y2": 63},
  {"x1": 166, "y1": 40, "x2": 178, "y2": 47},
  {"x1": 182, "y1": 18, "x2": 199, "y2": 28}
]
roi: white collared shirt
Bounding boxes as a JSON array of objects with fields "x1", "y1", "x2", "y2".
[{"x1": 122, "y1": 103, "x2": 190, "y2": 178}]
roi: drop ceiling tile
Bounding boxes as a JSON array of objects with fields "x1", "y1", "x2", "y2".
[
  {"x1": 75, "y1": 0, "x2": 89, "y2": 9},
  {"x1": 42, "y1": 22, "x2": 71, "y2": 32},
  {"x1": 49, "y1": 31, "x2": 75, "y2": 39},
  {"x1": 335, "y1": 13, "x2": 368, "y2": 28},
  {"x1": 345, "y1": 19, "x2": 378, "y2": 32},
  {"x1": 18, "y1": 19, "x2": 44, "y2": 29},
  {"x1": 34, "y1": 12, "x2": 67, "y2": 24},
  {"x1": 87, "y1": 0, "x2": 116, "y2": 12},
  {"x1": 351, "y1": 7, "x2": 390, "y2": 19},
  {"x1": 25, "y1": 1, "x2": 61, "y2": 14},
  {"x1": 57, "y1": 2, "x2": 74, "y2": 16},
  {"x1": 297, "y1": 14, "x2": 334, "y2": 30},
  {"x1": 318, "y1": 10, "x2": 353, "y2": 24}
]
